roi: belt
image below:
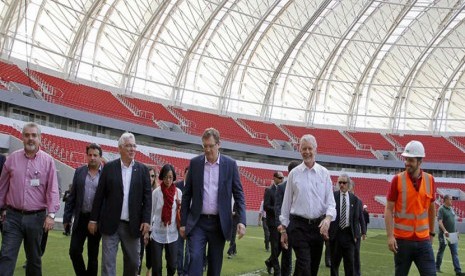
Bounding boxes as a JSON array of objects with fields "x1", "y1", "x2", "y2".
[
  {"x1": 291, "y1": 214, "x2": 325, "y2": 225},
  {"x1": 120, "y1": 220, "x2": 129, "y2": 224},
  {"x1": 8, "y1": 206, "x2": 45, "y2": 215},
  {"x1": 200, "y1": 214, "x2": 219, "y2": 219}
]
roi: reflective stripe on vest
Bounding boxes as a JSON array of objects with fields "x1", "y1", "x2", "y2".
[{"x1": 393, "y1": 172, "x2": 433, "y2": 238}]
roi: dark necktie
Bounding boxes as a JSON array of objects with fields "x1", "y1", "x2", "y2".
[{"x1": 340, "y1": 193, "x2": 347, "y2": 229}]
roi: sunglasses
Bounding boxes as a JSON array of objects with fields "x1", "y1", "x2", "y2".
[
  {"x1": 150, "y1": 174, "x2": 155, "y2": 177},
  {"x1": 338, "y1": 181, "x2": 348, "y2": 184},
  {"x1": 275, "y1": 176, "x2": 284, "y2": 179}
]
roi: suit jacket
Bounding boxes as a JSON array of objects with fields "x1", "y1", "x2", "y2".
[
  {"x1": 181, "y1": 154, "x2": 246, "y2": 241},
  {"x1": 176, "y1": 180, "x2": 187, "y2": 194},
  {"x1": 63, "y1": 165, "x2": 94, "y2": 232},
  {"x1": 0, "y1": 154, "x2": 5, "y2": 176},
  {"x1": 329, "y1": 191, "x2": 362, "y2": 242},
  {"x1": 263, "y1": 184, "x2": 277, "y2": 227},
  {"x1": 90, "y1": 159, "x2": 152, "y2": 238},
  {"x1": 274, "y1": 181, "x2": 286, "y2": 226}
]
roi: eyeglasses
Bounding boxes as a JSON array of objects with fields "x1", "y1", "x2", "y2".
[
  {"x1": 202, "y1": 143, "x2": 217, "y2": 149},
  {"x1": 123, "y1": 144, "x2": 137, "y2": 149},
  {"x1": 338, "y1": 181, "x2": 348, "y2": 184},
  {"x1": 275, "y1": 176, "x2": 284, "y2": 179}
]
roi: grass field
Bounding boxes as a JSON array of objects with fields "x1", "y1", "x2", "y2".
[{"x1": 1, "y1": 227, "x2": 463, "y2": 275}]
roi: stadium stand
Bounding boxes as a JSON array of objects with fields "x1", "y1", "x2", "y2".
[
  {"x1": 120, "y1": 96, "x2": 179, "y2": 124},
  {"x1": 0, "y1": 60, "x2": 40, "y2": 90},
  {"x1": 237, "y1": 118, "x2": 291, "y2": 142},
  {"x1": 346, "y1": 131, "x2": 394, "y2": 151},
  {"x1": 388, "y1": 134, "x2": 465, "y2": 163},
  {"x1": 171, "y1": 107, "x2": 271, "y2": 147},
  {"x1": 28, "y1": 70, "x2": 156, "y2": 127},
  {"x1": 283, "y1": 125, "x2": 375, "y2": 158}
]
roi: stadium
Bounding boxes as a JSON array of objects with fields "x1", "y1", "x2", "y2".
[{"x1": 0, "y1": 0, "x2": 465, "y2": 275}]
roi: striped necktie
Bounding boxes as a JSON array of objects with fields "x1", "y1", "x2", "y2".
[{"x1": 340, "y1": 193, "x2": 347, "y2": 229}]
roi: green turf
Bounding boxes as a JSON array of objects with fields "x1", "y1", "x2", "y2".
[{"x1": 1, "y1": 227, "x2": 463, "y2": 275}]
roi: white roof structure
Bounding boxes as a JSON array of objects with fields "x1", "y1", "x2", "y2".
[{"x1": 1, "y1": 0, "x2": 465, "y2": 133}]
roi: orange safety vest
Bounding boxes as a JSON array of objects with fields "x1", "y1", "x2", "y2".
[{"x1": 393, "y1": 171, "x2": 433, "y2": 239}]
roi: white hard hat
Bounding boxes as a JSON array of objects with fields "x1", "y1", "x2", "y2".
[
  {"x1": 363, "y1": 205, "x2": 367, "y2": 209},
  {"x1": 401, "y1": 140, "x2": 425, "y2": 158}
]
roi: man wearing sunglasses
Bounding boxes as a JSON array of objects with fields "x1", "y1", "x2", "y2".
[{"x1": 328, "y1": 174, "x2": 363, "y2": 276}]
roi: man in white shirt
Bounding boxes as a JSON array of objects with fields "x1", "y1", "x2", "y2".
[{"x1": 279, "y1": 134, "x2": 336, "y2": 276}]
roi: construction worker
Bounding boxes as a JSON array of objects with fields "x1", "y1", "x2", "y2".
[{"x1": 384, "y1": 140, "x2": 436, "y2": 276}]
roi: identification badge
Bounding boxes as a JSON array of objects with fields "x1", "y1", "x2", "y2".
[{"x1": 30, "y1": 179, "x2": 40, "y2": 187}]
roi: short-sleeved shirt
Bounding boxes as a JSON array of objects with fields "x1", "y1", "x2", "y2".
[
  {"x1": 437, "y1": 204, "x2": 456, "y2": 234},
  {"x1": 386, "y1": 170, "x2": 435, "y2": 202}
]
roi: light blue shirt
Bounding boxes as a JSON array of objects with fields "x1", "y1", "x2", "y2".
[
  {"x1": 81, "y1": 166, "x2": 101, "y2": 213},
  {"x1": 201, "y1": 154, "x2": 220, "y2": 215}
]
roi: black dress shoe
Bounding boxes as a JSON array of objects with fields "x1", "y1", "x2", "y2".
[{"x1": 265, "y1": 260, "x2": 272, "y2": 274}]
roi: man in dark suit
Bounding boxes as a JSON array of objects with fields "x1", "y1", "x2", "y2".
[
  {"x1": 264, "y1": 171, "x2": 284, "y2": 275},
  {"x1": 88, "y1": 132, "x2": 152, "y2": 276},
  {"x1": 329, "y1": 174, "x2": 363, "y2": 276},
  {"x1": 176, "y1": 167, "x2": 190, "y2": 276},
  {"x1": 0, "y1": 154, "x2": 5, "y2": 233},
  {"x1": 63, "y1": 143, "x2": 103, "y2": 276},
  {"x1": 275, "y1": 161, "x2": 300, "y2": 276},
  {"x1": 180, "y1": 128, "x2": 246, "y2": 276}
]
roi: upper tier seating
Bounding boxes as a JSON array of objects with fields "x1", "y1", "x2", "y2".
[
  {"x1": 238, "y1": 118, "x2": 290, "y2": 141},
  {"x1": 121, "y1": 96, "x2": 179, "y2": 124},
  {"x1": 172, "y1": 107, "x2": 271, "y2": 147},
  {"x1": 284, "y1": 125, "x2": 375, "y2": 158},
  {"x1": 347, "y1": 131, "x2": 394, "y2": 151},
  {"x1": 0, "y1": 61, "x2": 39, "y2": 90},
  {"x1": 388, "y1": 134, "x2": 465, "y2": 163},
  {"x1": 29, "y1": 71, "x2": 156, "y2": 127}
]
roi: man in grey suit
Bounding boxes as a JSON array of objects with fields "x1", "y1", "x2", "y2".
[
  {"x1": 88, "y1": 132, "x2": 152, "y2": 276},
  {"x1": 180, "y1": 128, "x2": 246, "y2": 276},
  {"x1": 63, "y1": 143, "x2": 103, "y2": 276}
]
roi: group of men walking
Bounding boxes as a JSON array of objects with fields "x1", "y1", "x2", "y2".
[{"x1": 0, "y1": 122, "x2": 464, "y2": 276}]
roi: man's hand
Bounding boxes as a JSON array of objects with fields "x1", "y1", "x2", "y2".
[
  {"x1": 179, "y1": 226, "x2": 186, "y2": 239},
  {"x1": 281, "y1": 231, "x2": 288, "y2": 250},
  {"x1": 143, "y1": 233, "x2": 150, "y2": 246},
  {"x1": 140, "y1": 223, "x2": 150, "y2": 236},
  {"x1": 362, "y1": 234, "x2": 367, "y2": 240},
  {"x1": 444, "y1": 231, "x2": 449, "y2": 238},
  {"x1": 258, "y1": 219, "x2": 262, "y2": 227},
  {"x1": 319, "y1": 217, "x2": 330, "y2": 240},
  {"x1": 387, "y1": 236, "x2": 397, "y2": 253},
  {"x1": 88, "y1": 222, "x2": 98, "y2": 235},
  {"x1": 63, "y1": 222, "x2": 71, "y2": 231},
  {"x1": 237, "y1": 223, "x2": 246, "y2": 239},
  {"x1": 43, "y1": 216, "x2": 54, "y2": 232},
  {"x1": 0, "y1": 209, "x2": 6, "y2": 222}
]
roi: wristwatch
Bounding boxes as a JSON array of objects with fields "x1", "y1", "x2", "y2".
[
  {"x1": 429, "y1": 232, "x2": 436, "y2": 237},
  {"x1": 47, "y1": 213, "x2": 56, "y2": 219}
]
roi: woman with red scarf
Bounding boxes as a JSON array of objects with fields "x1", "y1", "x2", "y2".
[{"x1": 148, "y1": 164, "x2": 181, "y2": 276}]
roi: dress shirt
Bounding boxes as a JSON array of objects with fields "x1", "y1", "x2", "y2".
[
  {"x1": 339, "y1": 192, "x2": 350, "y2": 227},
  {"x1": 280, "y1": 162, "x2": 336, "y2": 227},
  {"x1": 150, "y1": 187, "x2": 182, "y2": 244},
  {"x1": 81, "y1": 166, "x2": 101, "y2": 213},
  {"x1": 0, "y1": 149, "x2": 60, "y2": 212},
  {"x1": 120, "y1": 159, "x2": 134, "y2": 221},
  {"x1": 201, "y1": 154, "x2": 220, "y2": 215}
]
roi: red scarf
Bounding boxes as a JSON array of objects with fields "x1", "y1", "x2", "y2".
[{"x1": 161, "y1": 183, "x2": 176, "y2": 226}]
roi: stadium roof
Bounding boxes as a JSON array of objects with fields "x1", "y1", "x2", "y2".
[{"x1": 1, "y1": 0, "x2": 465, "y2": 133}]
